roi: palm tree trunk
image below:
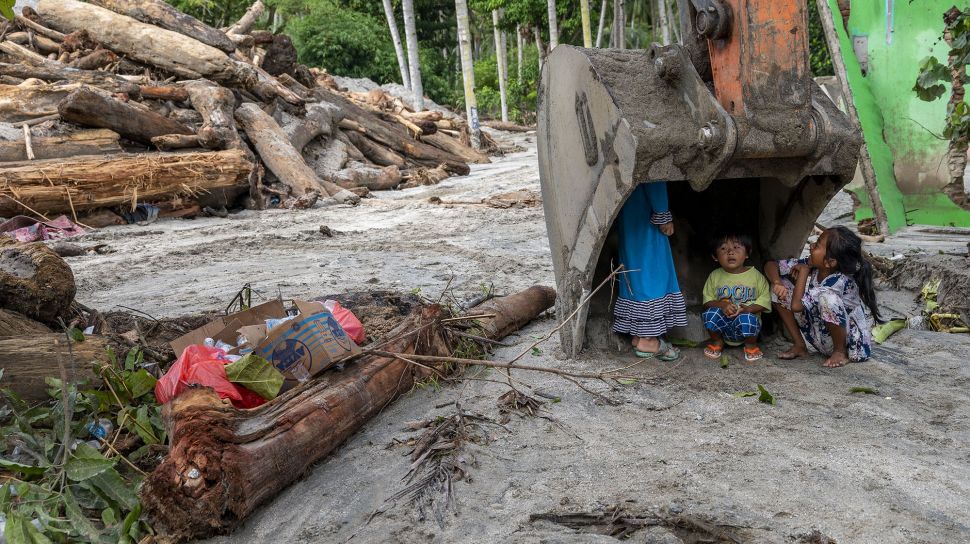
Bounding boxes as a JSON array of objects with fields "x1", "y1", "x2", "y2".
[
  {"x1": 516, "y1": 24, "x2": 523, "y2": 82},
  {"x1": 382, "y1": 0, "x2": 411, "y2": 90},
  {"x1": 402, "y1": 0, "x2": 424, "y2": 110},
  {"x1": 547, "y1": 0, "x2": 559, "y2": 49},
  {"x1": 596, "y1": 0, "x2": 607, "y2": 47},
  {"x1": 534, "y1": 25, "x2": 546, "y2": 71},
  {"x1": 492, "y1": 9, "x2": 509, "y2": 122},
  {"x1": 455, "y1": 0, "x2": 480, "y2": 148},
  {"x1": 667, "y1": 0, "x2": 680, "y2": 43},
  {"x1": 579, "y1": 0, "x2": 592, "y2": 47},
  {"x1": 613, "y1": 0, "x2": 625, "y2": 49},
  {"x1": 656, "y1": 0, "x2": 671, "y2": 45}
]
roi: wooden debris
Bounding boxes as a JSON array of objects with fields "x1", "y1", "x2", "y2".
[
  {"x1": 58, "y1": 86, "x2": 193, "y2": 144},
  {"x1": 0, "y1": 334, "x2": 105, "y2": 402},
  {"x1": 0, "y1": 128, "x2": 121, "y2": 162},
  {"x1": 86, "y1": 0, "x2": 236, "y2": 53},
  {"x1": 0, "y1": 238, "x2": 76, "y2": 325}
]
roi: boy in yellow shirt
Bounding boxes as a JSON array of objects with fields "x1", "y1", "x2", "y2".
[{"x1": 702, "y1": 233, "x2": 771, "y2": 361}]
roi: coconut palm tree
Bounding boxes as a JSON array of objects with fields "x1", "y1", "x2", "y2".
[
  {"x1": 455, "y1": 0, "x2": 481, "y2": 148},
  {"x1": 596, "y1": 0, "x2": 607, "y2": 47},
  {"x1": 402, "y1": 0, "x2": 424, "y2": 110},
  {"x1": 580, "y1": 0, "x2": 592, "y2": 47},
  {"x1": 381, "y1": 0, "x2": 410, "y2": 90},
  {"x1": 613, "y1": 0, "x2": 625, "y2": 49},
  {"x1": 547, "y1": 0, "x2": 558, "y2": 49},
  {"x1": 656, "y1": 0, "x2": 671, "y2": 44},
  {"x1": 492, "y1": 9, "x2": 509, "y2": 122}
]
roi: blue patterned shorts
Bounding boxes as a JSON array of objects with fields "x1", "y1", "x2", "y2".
[{"x1": 702, "y1": 307, "x2": 761, "y2": 343}]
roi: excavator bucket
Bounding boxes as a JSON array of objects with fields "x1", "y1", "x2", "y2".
[{"x1": 537, "y1": 1, "x2": 861, "y2": 357}]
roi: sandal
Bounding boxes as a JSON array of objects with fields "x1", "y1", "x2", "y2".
[
  {"x1": 704, "y1": 342, "x2": 723, "y2": 360},
  {"x1": 743, "y1": 346, "x2": 764, "y2": 362},
  {"x1": 635, "y1": 339, "x2": 680, "y2": 361}
]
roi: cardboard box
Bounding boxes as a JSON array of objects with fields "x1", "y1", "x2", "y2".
[{"x1": 169, "y1": 299, "x2": 360, "y2": 390}]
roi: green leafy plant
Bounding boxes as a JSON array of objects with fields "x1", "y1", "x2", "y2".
[
  {"x1": 914, "y1": 7, "x2": 970, "y2": 143},
  {"x1": 0, "y1": 346, "x2": 165, "y2": 543}
]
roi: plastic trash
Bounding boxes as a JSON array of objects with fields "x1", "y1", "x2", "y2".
[
  {"x1": 322, "y1": 299, "x2": 366, "y2": 344},
  {"x1": 85, "y1": 418, "x2": 113, "y2": 440},
  {"x1": 155, "y1": 345, "x2": 266, "y2": 408}
]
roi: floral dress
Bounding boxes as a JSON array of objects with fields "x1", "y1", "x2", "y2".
[{"x1": 772, "y1": 259, "x2": 874, "y2": 362}]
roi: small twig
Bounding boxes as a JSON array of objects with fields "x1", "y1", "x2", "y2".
[
  {"x1": 371, "y1": 351, "x2": 636, "y2": 381},
  {"x1": 439, "y1": 314, "x2": 496, "y2": 323},
  {"x1": 21, "y1": 123, "x2": 34, "y2": 160},
  {"x1": 97, "y1": 437, "x2": 148, "y2": 476},
  {"x1": 450, "y1": 329, "x2": 511, "y2": 347}
]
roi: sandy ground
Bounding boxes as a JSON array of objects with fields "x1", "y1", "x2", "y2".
[{"x1": 65, "y1": 131, "x2": 970, "y2": 543}]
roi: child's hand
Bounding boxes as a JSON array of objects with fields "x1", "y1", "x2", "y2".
[
  {"x1": 723, "y1": 301, "x2": 740, "y2": 317},
  {"x1": 790, "y1": 264, "x2": 810, "y2": 281},
  {"x1": 771, "y1": 282, "x2": 790, "y2": 300},
  {"x1": 659, "y1": 223, "x2": 674, "y2": 236}
]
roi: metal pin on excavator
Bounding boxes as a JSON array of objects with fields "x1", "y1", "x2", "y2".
[{"x1": 537, "y1": 0, "x2": 862, "y2": 356}]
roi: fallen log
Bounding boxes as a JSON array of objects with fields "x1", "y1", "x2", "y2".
[
  {"x1": 0, "y1": 149, "x2": 253, "y2": 217},
  {"x1": 483, "y1": 120, "x2": 534, "y2": 132},
  {"x1": 0, "y1": 334, "x2": 105, "y2": 402},
  {"x1": 0, "y1": 309, "x2": 52, "y2": 337},
  {"x1": 0, "y1": 238, "x2": 75, "y2": 325},
  {"x1": 58, "y1": 86, "x2": 193, "y2": 144},
  {"x1": 36, "y1": 0, "x2": 257, "y2": 89},
  {"x1": 422, "y1": 131, "x2": 490, "y2": 164},
  {"x1": 86, "y1": 0, "x2": 236, "y2": 53},
  {"x1": 473, "y1": 285, "x2": 556, "y2": 339},
  {"x1": 139, "y1": 85, "x2": 190, "y2": 102},
  {"x1": 302, "y1": 137, "x2": 349, "y2": 179},
  {"x1": 331, "y1": 163, "x2": 402, "y2": 191},
  {"x1": 184, "y1": 80, "x2": 241, "y2": 150},
  {"x1": 0, "y1": 128, "x2": 122, "y2": 161},
  {"x1": 343, "y1": 129, "x2": 406, "y2": 168},
  {"x1": 0, "y1": 60, "x2": 139, "y2": 95},
  {"x1": 70, "y1": 49, "x2": 119, "y2": 70},
  {"x1": 142, "y1": 284, "x2": 555, "y2": 541},
  {"x1": 235, "y1": 102, "x2": 358, "y2": 204},
  {"x1": 14, "y1": 14, "x2": 65, "y2": 42},
  {"x1": 284, "y1": 101, "x2": 338, "y2": 152},
  {"x1": 0, "y1": 82, "x2": 78, "y2": 122},
  {"x1": 226, "y1": 0, "x2": 265, "y2": 35}
]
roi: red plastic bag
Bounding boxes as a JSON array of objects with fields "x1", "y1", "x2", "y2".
[
  {"x1": 155, "y1": 345, "x2": 266, "y2": 408},
  {"x1": 323, "y1": 300, "x2": 366, "y2": 345}
]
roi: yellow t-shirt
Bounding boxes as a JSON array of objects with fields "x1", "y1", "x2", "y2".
[{"x1": 702, "y1": 267, "x2": 772, "y2": 312}]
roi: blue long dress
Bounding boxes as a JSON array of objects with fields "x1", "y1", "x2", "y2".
[{"x1": 612, "y1": 182, "x2": 688, "y2": 337}]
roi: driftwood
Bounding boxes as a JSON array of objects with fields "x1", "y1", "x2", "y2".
[
  {"x1": 331, "y1": 163, "x2": 402, "y2": 191},
  {"x1": 0, "y1": 149, "x2": 253, "y2": 217},
  {"x1": 141, "y1": 285, "x2": 555, "y2": 542},
  {"x1": 284, "y1": 101, "x2": 338, "y2": 152},
  {"x1": 0, "y1": 59, "x2": 139, "y2": 96},
  {"x1": 235, "y1": 102, "x2": 358, "y2": 204},
  {"x1": 139, "y1": 85, "x2": 190, "y2": 102},
  {"x1": 0, "y1": 82, "x2": 79, "y2": 122},
  {"x1": 422, "y1": 130, "x2": 490, "y2": 164},
  {"x1": 184, "y1": 80, "x2": 241, "y2": 149},
  {"x1": 343, "y1": 129, "x2": 406, "y2": 168},
  {"x1": 473, "y1": 286, "x2": 556, "y2": 339},
  {"x1": 0, "y1": 128, "x2": 122, "y2": 161},
  {"x1": 14, "y1": 14, "x2": 66, "y2": 42},
  {"x1": 226, "y1": 0, "x2": 265, "y2": 35},
  {"x1": 483, "y1": 120, "x2": 534, "y2": 132},
  {"x1": 70, "y1": 49, "x2": 119, "y2": 70},
  {"x1": 86, "y1": 0, "x2": 236, "y2": 53},
  {"x1": 0, "y1": 309, "x2": 52, "y2": 337},
  {"x1": 58, "y1": 86, "x2": 193, "y2": 144},
  {"x1": 0, "y1": 238, "x2": 76, "y2": 325},
  {"x1": 0, "y1": 334, "x2": 106, "y2": 402},
  {"x1": 36, "y1": 0, "x2": 256, "y2": 89}
]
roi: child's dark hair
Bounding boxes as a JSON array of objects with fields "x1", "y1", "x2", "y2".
[
  {"x1": 824, "y1": 226, "x2": 881, "y2": 321},
  {"x1": 710, "y1": 231, "x2": 753, "y2": 256}
]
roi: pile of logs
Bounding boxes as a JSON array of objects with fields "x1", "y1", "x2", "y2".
[{"x1": 0, "y1": 0, "x2": 490, "y2": 221}]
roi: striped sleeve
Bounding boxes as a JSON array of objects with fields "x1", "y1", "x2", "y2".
[{"x1": 650, "y1": 211, "x2": 673, "y2": 225}]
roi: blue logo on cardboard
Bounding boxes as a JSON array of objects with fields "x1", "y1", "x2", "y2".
[{"x1": 272, "y1": 339, "x2": 311, "y2": 372}]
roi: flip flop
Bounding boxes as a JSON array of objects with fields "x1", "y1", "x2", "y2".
[
  {"x1": 635, "y1": 339, "x2": 680, "y2": 361},
  {"x1": 704, "y1": 343, "x2": 723, "y2": 360},
  {"x1": 744, "y1": 346, "x2": 764, "y2": 362}
]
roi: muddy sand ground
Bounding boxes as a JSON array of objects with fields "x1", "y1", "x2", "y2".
[{"x1": 68, "y1": 131, "x2": 970, "y2": 543}]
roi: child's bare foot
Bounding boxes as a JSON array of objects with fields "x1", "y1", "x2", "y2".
[
  {"x1": 823, "y1": 351, "x2": 850, "y2": 368},
  {"x1": 635, "y1": 337, "x2": 660, "y2": 353},
  {"x1": 778, "y1": 345, "x2": 809, "y2": 360},
  {"x1": 631, "y1": 336, "x2": 639, "y2": 347}
]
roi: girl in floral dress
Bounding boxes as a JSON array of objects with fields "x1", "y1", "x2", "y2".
[{"x1": 764, "y1": 226, "x2": 880, "y2": 367}]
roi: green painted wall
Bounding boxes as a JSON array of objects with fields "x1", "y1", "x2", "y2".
[{"x1": 829, "y1": 0, "x2": 970, "y2": 229}]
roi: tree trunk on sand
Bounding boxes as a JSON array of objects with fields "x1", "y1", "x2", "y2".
[
  {"x1": 613, "y1": 0, "x2": 625, "y2": 49},
  {"x1": 234, "y1": 103, "x2": 359, "y2": 205},
  {"x1": 547, "y1": 0, "x2": 559, "y2": 50},
  {"x1": 330, "y1": 164, "x2": 402, "y2": 191},
  {"x1": 0, "y1": 83, "x2": 77, "y2": 123},
  {"x1": 422, "y1": 131, "x2": 490, "y2": 164},
  {"x1": 141, "y1": 285, "x2": 556, "y2": 542},
  {"x1": 0, "y1": 334, "x2": 105, "y2": 403},
  {"x1": 455, "y1": 0, "x2": 481, "y2": 149},
  {"x1": 226, "y1": 0, "x2": 265, "y2": 35},
  {"x1": 401, "y1": 0, "x2": 424, "y2": 111},
  {"x1": 656, "y1": 0, "x2": 671, "y2": 45},
  {"x1": 0, "y1": 238, "x2": 75, "y2": 325},
  {"x1": 0, "y1": 309, "x2": 51, "y2": 337},
  {"x1": 58, "y1": 86, "x2": 193, "y2": 144},
  {"x1": 85, "y1": 0, "x2": 235, "y2": 53},
  {"x1": 596, "y1": 0, "x2": 606, "y2": 47},
  {"x1": 492, "y1": 10, "x2": 509, "y2": 123},
  {"x1": 343, "y1": 130, "x2": 406, "y2": 168},
  {"x1": 473, "y1": 285, "x2": 557, "y2": 340},
  {"x1": 0, "y1": 128, "x2": 121, "y2": 162},
  {"x1": 36, "y1": 0, "x2": 256, "y2": 89},
  {"x1": 382, "y1": 0, "x2": 411, "y2": 91},
  {"x1": 580, "y1": 0, "x2": 593, "y2": 47},
  {"x1": 0, "y1": 150, "x2": 253, "y2": 218}
]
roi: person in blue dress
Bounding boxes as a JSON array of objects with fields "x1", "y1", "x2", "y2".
[{"x1": 612, "y1": 181, "x2": 687, "y2": 360}]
